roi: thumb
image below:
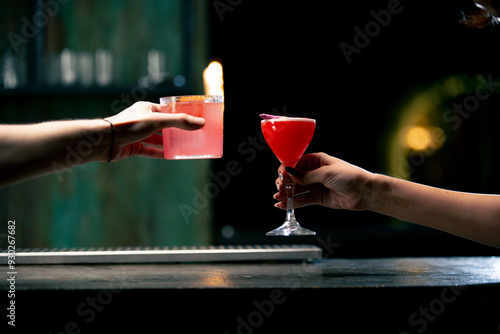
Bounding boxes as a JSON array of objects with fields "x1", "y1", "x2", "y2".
[
  {"x1": 149, "y1": 104, "x2": 206, "y2": 130},
  {"x1": 285, "y1": 166, "x2": 307, "y2": 184},
  {"x1": 285, "y1": 166, "x2": 327, "y2": 185},
  {"x1": 156, "y1": 113, "x2": 206, "y2": 131}
]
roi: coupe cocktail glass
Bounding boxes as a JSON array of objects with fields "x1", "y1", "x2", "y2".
[{"x1": 261, "y1": 115, "x2": 316, "y2": 236}]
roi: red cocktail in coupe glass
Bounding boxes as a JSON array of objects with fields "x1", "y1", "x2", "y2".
[
  {"x1": 160, "y1": 95, "x2": 223, "y2": 159},
  {"x1": 260, "y1": 114, "x2": 316, "y2": 236}
]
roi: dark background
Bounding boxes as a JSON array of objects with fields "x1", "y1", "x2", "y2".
[
  {"x1": 3, "y1": 3, "x2": 500, "y2": 333},
  {"x1": 2, "y1": 0, "x2": 500, "y2": 256},
  {"x1": 209, "y1": 0, "x2": 500, "y2": 257}
]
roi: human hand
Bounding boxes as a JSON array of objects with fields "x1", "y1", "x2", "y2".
[
  {"x1": 273, "y1": 152, "x2": 374, "y2": 211},
  {"x1": 104, "y1": 101, "x2": 205, "y2": 161}
]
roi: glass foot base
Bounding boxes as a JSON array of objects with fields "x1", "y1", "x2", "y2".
[{"x1": 266, "y1": 222, "x2": 316, "y2": 236}]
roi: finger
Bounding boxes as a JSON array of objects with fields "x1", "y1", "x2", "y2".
[
  {"x1": 286, "y1": 153, "x2": 335, "y2": 185},
  {"x1": 134, "y1": 144, "x2": 165, "y2": 159},
  {"x1": 274, "y1": 200, "x2": 286, "y2": 210},
  {"x1": 279, "y1": 165, "x2": 311, "y2": 185},
  {"x1": 288, "y1": 165, "x2": 332, "y2": 186},
  {"x1": 142, "y1": 112, "x2": 205, "y2": 132},
  {"x1": 149, "y1": 103, "x2": 163, "y2": 113},
  {"x1": 295, "y1": 152, "x2": 331, "y2": 170},
  {"x1": 277, "y1": 164, "x2": 286, "y2": 178},
  {"x1": 273, "y1": 192, "x2": 315, "y2": 210},
  {"x1": 273, "y1": 182, "x2": 314, "y2": 202},
  {"x1": 290, "y1": 192, "x2": 317, "y2": 209},
  {"x1": 284, "y1": 166, "x2": 304, "y2": 184},
  {"x1": 274, "y1": 179, "x2": 312, "y2": 197},
  {"x1": 294, "y1": 183, "x2": 314, "y2": 196},
  {"x1": 141, "y1": 132, "x2": 163, "y2": 147},
  {"x1": 275, "y1": 175, "x2": 285, "y2": 190},
  {"x1": 158, "y1": 113, "x2": 206, "y2": 131}
]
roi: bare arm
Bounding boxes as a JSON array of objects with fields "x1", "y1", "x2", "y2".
[
  {"x1": 364, "y1": 174, "x2": 500, "y2": 247},
  {"x1": 0, "y1": 119, "x2": 110, "y2": 187},
  {"x1": 274, "y1": 152, "x2": 500, "y2": 248},
  {"x1": 0, "y1": 102, "x2": 205, "y2": 188}
]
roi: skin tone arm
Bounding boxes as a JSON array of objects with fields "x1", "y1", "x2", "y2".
[
  {"x1": 274, "y1": 152, "x2": 500, "y2": 248},
  {"x1": 0, "y1": 101, "x2": 205, "y2": 188}
]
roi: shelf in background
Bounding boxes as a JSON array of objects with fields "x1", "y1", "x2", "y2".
[{"x1": 0, "y1": 84, "x2": 193, "y2": 98}]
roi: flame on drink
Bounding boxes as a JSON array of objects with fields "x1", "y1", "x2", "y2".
[{"x1": 203, "y1": 61, "x2": 224, "y2": 97}]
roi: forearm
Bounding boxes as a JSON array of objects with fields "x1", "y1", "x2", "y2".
[
  {"x1": 364, "y1": 174, "x2": 500, "y2": 247},
  {"x1": 0, "y1": 119, "x2": 111, "y2": 188}
]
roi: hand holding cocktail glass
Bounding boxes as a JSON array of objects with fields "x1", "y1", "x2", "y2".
[
  {"x1": 158, "y1": 101, "x2": 316, "y2": 236},
  {"x1": 260, "y1": 114, "x2": 316, "y2": 236}
]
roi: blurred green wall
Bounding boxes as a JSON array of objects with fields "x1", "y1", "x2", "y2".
[{"x1": 0, "y1": 0, "x2": 213, "y2": 248}]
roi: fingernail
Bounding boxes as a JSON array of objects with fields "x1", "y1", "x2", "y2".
[
  {"x1": 285, "y1": 166, "x2": 301, "y2": 177},
  {"x1": 193, "y1": 117, "x2": 206, "y2": 127}
]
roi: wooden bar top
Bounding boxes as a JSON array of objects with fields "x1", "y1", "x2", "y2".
[{"x1": 3, "y1": 257, "x2": 500, "y2": 291}]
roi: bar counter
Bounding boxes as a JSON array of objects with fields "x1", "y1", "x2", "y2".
[{"x1": 3, "y1": 257, "x2": 500, "y2": 333}]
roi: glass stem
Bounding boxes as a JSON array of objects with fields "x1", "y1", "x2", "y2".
[{"x1": 284, "y1": 176, "x2": 297, "y2": 224}]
